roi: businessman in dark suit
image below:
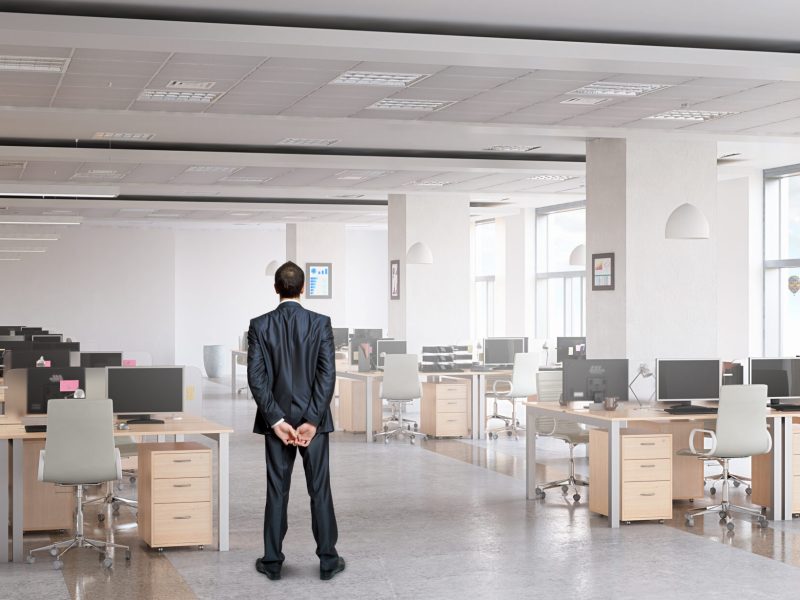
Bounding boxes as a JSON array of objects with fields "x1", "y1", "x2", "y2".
[{"x1": 248, "y1": 261, "x2": 345, "y2": 581}]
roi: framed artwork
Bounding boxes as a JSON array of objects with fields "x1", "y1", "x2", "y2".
[
  {"x1": 305, "y1": 262, "x2": 332, "y2": 299},
  {"x1": 592, "y1": 253, "x2": 615, "y2": 291},
  {"x1": 390, "y1": 259, "x2": 400, "y2": 300}
]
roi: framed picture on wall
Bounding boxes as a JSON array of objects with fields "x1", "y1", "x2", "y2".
[
  {"x1": 390, "y1": 259, "x2": 400, "y2": 300},
  {"x1": 592, "y1": 253, "x2": 615, "y2": 291},
  {"x1": 305, "y1": 262, "x2": 332, "y2": 299}
]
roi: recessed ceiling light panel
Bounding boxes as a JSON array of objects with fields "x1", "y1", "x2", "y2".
[
  {"x1": 219, "y1": 176, "x2": 272, "y2": 184},
  {"x1": 0, "y1": 161, "x2": 27, "y2": 168},
  {"x1": 93, "y1": 132, "x2": 155, "y2": 141},
  {"x1": 0, "y1": 55, "x2": 69, "y2": 73},
  {"x1": 139, "y1": 89, "x2": 221, "y2": 103},
  {"x1": 569, "y1": 81, "x2": 671, "y2": 97},
  {"x1": 645, "y1": 109, "x2": 738, "y2": 122},
  {"x1": 335, "y1": 170, "x2": 390, "y2": 181},
  {"x1": 70, "y1": 170, "x2": 126, "y2": 180},
  {"x1": 527, "y1": 175, "x2": 575, "y2": 182},
  {"x1": 483, "y1": 145, "x2": 541, "y2": 152},
  {"x1": 185, "y1": 166, "x2": 238, "y2": 173},
  {"x1": 166, "y1": 80, "x2": 217, "y2": 90},
  {"x1": 330, "y1": 71, "x2": 429, "y2": 87},
  {"x1": 278, "y1": 138, "x2": 339, "y2": 146},
  {"x1": 412, "y1": 180, "x2": 452, "y2": 187},
  {"x1": 367, "y1": 98, "x2": 455, "y2": 111}
]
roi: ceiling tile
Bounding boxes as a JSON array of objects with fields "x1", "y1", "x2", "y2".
[
  {"x1": 72, "y1": 48, "x2": 170, "y2": 62},
  {"x1": 0, "y1": 97, "x2": 52, "y2": 107},
  {"x1": 0, "y1": 72, "x2": 62, "y2": 85},
  {"x1": 128, "y1": 101, "x2": 210, "y2": 112},
  {"x1": 51, "y1": 97, "x2": 132, "y2": 109},
  {"x1": 168, "y1": 53, "x2": 265, "y2": 67},
  {"x1": 0, "y1": 45, "x2": 72, "y2": 57},
  {"x1": 66, "y1": 59, "x2": 162, "y2": 77},
  {"x1": 247, "y1": 67, "x2": 343, "y2": 84},
  {"x1": 55, "y1": 86, "x2": 139, "y2": 101},
  {"x1": 60, "y1": 73, "x2": 153, "y2": 89},
  {"x1": 264, "y1": 57, "x2": 358, "y2": 70},
  {"x1": 123, "y1": 164, "x2": 189, "y2": 183},
  {"x1": 20, "y1": 161, "x2": 81, "y2": 181}
]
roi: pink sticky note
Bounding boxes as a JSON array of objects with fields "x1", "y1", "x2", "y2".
[
  {"x1": 122, "y1": 359, "x2": 137, "y2": 367},
  {"x1": 60, "y1": 380, "x2": 79, "y2": 393},
  {"x1": 43, "y1": 360, "x2": 51, "y2": 367}
]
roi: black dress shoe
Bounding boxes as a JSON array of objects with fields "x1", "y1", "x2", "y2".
[
  {"x1": 255, "y1": 558, "x2": 281, "y2": 580},
  {"x1": 320, "y1": 557, "x2": 346, "y2": 581}
]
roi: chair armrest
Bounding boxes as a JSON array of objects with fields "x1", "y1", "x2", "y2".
[
  {"x1": 38, "y1": 449, "x2": 45, "y2": 482},
  {"x1": 114, "y1": 448, "x2": 122, "y2": 481},
  {"x1": 766, "y1": 429, "x2": 773, "y2": 454},
  {"x1": 688, "y1": 428, "x2": 717, "y2": 455},
  {"x1": 535, "y1": 417, "x2": 558, "y2": 436},
  {"x1": 492, "y1": 379, "x2": 512, "y2": 396}
]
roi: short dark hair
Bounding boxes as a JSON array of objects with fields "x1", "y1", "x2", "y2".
[{"x1": 274, "y1": 261, "x2": 305, "y2": 298}]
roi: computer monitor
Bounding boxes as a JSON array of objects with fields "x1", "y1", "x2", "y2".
[
  {"x1": 0, "y1": 335, "x2": 24, "y2": 342},
  {"x1": 656, "y1": 359, "x2": 721, "y2": 403},
  {"x1": 376, "y1": 340, "x2": 407, "y2": 369},
  {"x1": 483, "y1": 337, "x2": 527, "y2": 367},
  {"x1": 0, "y1": 326, "x2": 24, "y2": 335},
  {"x1": 20, "y1": 327, "x2": 47, "y2": 340},
  {"x1": 563, "y1": 359, "x2": 629, "y2": 403},
  {"x1": 332, "y1": 328, "x2": 349, "y2": 350},
  {"x1": 3, "y1": 348, "x2": 71, "y2": 370},
  {"x1": 27, "y1": 367, "x2": 86, "y2": 414},
  {"x1": 107, "y1": 366, "x2": 184, "y2": 424},
  {"x1": 750, "y1": 358, "x2": 800, "y2": 401},
  {"x1": 556, "y1": 337, "x2": 586, "y2": 362},
  {"x1": 722, "y1": 361, "x2": 744, "y2": 386},
  {"x1": 33, "y1": 341, "x2": 80, "y2": 352},
  {"x1": 350, "y1": 329, "x2": 383, "y2": 365},
  {"x1": 31, "y1": 334, "x2": 62, "y2": 343},
  {"x1": 79, "y1": 352, "x2": 123, "y2": 368}
]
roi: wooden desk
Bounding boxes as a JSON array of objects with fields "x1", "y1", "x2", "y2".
[
  {"x1": 0, "y1": 415, "x2": 233, "y2": 562},
  {"x1": 525, "y1": 401, "x2": 786, "y2": 529},
  {"x1": 335, "y1": 368, "x2": 511, "y2": 442}
]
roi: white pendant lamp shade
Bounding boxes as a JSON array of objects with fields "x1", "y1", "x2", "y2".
[
  {"x1": 264, "y1": 260, "x2": 280, "y2": 276},
  {"x1": 665, "y1": 203, "x2": 710, "y2": 239},
  {"x1": 568, "y1": 243, "x2": 586, "y2": 267},
  {"x1": 406, "y1": 242, "x2": 434, "y2": 264}
]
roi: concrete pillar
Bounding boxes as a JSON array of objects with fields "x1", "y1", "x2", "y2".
[{"x1": 497, "y1": 209, "x2": 536, "y2": 340}]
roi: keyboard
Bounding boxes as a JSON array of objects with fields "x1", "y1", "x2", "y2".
[
  {"x1": 664, "y1": 405, "x2": 718, "y2": 415},
  {"x1": 770, "y1": 404, "x2": 800, "y2": 412},
  {"x1": 24, "y1": 424, "x2": 47, "y2": 433}
]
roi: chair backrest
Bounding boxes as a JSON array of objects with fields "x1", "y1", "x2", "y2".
[
  {"x1": 510, "y1": 353, "x2": 539, "y2": 397},
  {"x1": 714, "y1": 384, "x2": 771, "y2": 458},
  {"x1": 536, "y1": 370, "x2": 563, "y2": 404},
  {"x1": 42, "y1": 398, "x2": 119, "y2": 485},
  {"x1": 381, "y1": 354, "x2": 421, "y2": 401}
]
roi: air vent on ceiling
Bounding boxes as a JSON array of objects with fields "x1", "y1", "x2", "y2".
[
  {"x1": 166, "y1": 80, "x2": 217, "y2": 90},
  {"x1": 644, "y1": 109, "x2": 738, "y2": 122},
  {"x1": 367, "y1": 98, "x2": 455, "y2": 111},
  {"x1": 139, "y1": 89, "x2": 221, "y2": 103},
  {"x1": 93, "y1": 132, "x2": 155, "y2": 141},
  {"x1": 330, "y1": 71, "x2": 430, "y2": 87},
  {"x1": 569, "y1": 81, "x2": 671, "y2": 97},
  {"x1": 561, "y1": 97, "x2": 608, "y2": 105}
]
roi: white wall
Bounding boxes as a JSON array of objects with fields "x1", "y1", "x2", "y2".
[
  {"x1": 0, "y1": 225, "x2": 176, "y2": 364},
  {"x1": 345, "y1": 227, "x2": 388, "y2": 331},
  {"x1": 173, "y1": 227, "x2": 285, "y2": 368}
]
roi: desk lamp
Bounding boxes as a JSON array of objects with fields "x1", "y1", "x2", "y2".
[{"x1": 629, "y1": 363, "x2": 654, "y2": 408}]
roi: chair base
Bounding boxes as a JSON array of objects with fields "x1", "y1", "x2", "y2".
[
  {"x1": 686, "y1": 458, "x2": 766, "y2": 531},
  {"x1": 84, "y1": 481, "x2": 137, "y2": 522},
  {"x1": 374, "y1": 424, "x2": 428, "y2": 444},
  {"x1": 532, "y1": 444, "x2": 588, "y2": 502},
  {"x1": 705, "y1": 472, "x2": 752, "y2": 496},
  {"x1": 486, "y1": 396, "x2": 526, "y2": 440}
]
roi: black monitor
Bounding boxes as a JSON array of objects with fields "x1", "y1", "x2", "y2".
[
  {"x1": 656, "y1": 359, "x2": 721, "y2": 403},
  {"x1": 377, "y1": 340, "x2": 407, "y2": 368},
  {"x1": 0, "y1": 326, "x2": 24, "y2": 335},
  {"x1": 484, "y1": 337, "x2": 527, "y2": 367},
  {"x1": 350, "y1": 329, "x2": 383, "y2": 365},
  {"x1": 563, "y1": 359, "x2": 629, "y2": 403},
  {"x1": 31, "y1": 334, "x2": 62, "y2": 343},
  {"x1": 722, "y1": 361, "x2": 744, "y2": 386},
  {"x1": 34, "y1": 341, "x2": 80, "y2": 352},
  {"x1": 750, "y1": 358, "x2": 800, "y2": 401},
  {"x1": 20, "y1": 327, "x2": 47, "y2": 340},
  {"x1": 80, "y1": 352, "x2": 123, "y2": 368},
  {"x1": 27, "y1": 367, "x2": 86, "y2": 414},
  {"x1": 4, "y1": 348, "x2": 71, "y2": 370},
  {"x1": 557, "y1": 337, "x2": 586, "y2": 362},
  {"x1": 332, "y1": 328, "x2": 349, "y2": 350},
  {"x1": 107, "y1": 367, "x2": 184, "y2": 424}
]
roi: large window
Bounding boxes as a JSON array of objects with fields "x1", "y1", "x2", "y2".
[
  {"x1": 535, "y1": 203, "x2": 586, "y2": 340},
  {"x1": 765, "y1": 170, "x2": 800, "y2": 355},
  {"x1": 474, "y1": 221, "x2": 496, "y2": 341}
]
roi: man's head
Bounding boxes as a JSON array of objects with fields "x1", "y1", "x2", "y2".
[{"x1": 274, "y1": 261, "x2": 305, "y2": 299}]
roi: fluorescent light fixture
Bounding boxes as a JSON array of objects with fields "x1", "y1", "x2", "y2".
[
  {"x1": 119, "y1": 208, "x2": 153, "y2": 213},
  {"x1": 483, "y1": 145, "x2": 541, "y2": 152},
  {"x1": 527, "y1": 175, "x2": 574, "y2": 182},
  {"x1": 70, "y1": 170, "x2": 126, "y2": 180},
  {"x1": 185, "y1": 166, "x2": 238, "y2": 173},
  {"x1": 220, "y1": 176, "x2": 272, "y2": 184},
  {"x1": 93, "y1": 132, "x2": 155, "y2": 141},
  {"x1": 149, "y1": 214, "x2": 181, "y2": 218},
  {"x1": 139, "y1": 89, "x2": 221, "y2": 103},
  {"x1": 412, "y1": 180, "x2": 452, "y2": 187},
  {"x1": 228, "y1": 212, "x2": 252, "y2": 217},
  {"x1": 0, "y1": 220, "x2": 80, "y2": 225},
  {"x1": 330, "y1": 71, "x2": 429, "y2": 87},
  {"x1": 0, "y1": 236, "x2": 58, "y2": 241},
  {"x1": 0, "y1": 248, "x2": 46, "y2": 253},
  {"x1": 0, "y1": 192, "x2": 117, "y2": 199},
  {"x1": 0, "y1": 55, "x2": 69, "y2": 73},
  {"x1": 367, "y1": 98, "x2": 455, "y2": 111},
  {"x1": 335, "y1": 170, "x2": 389, "y2": 181},
  {"x1": 560, "y1": 97, "x2": 609, "y2": 105},
  {"x1": 0, "y1": 161, "x2": 26, "y2": 168},
  {"x1": 42, "y1": 210, "x2": 76, "y2": 215},
  {"x1": 569, "y1": 81, "x2": 671, "y2": 97},
  {"x1": 0, "y1": 257, "x2": 21, "y2": 261},
  {"x1": 166, "y1": 80, "x2": 216, "y2": 90},
  {"x1": 332, "y1": 194, "x2": 365, "y2": 199},
  {"x1": 645, "y1": 109, "x2": 738, "y2": 122},
  {"x1": 278, "y1": 138, "x2": 339, "y2": 146}
]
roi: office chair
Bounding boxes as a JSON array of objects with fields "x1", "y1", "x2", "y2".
[
  {"x1": 532, "y1": 370, "x2": 590, "y2": 503},
  {"x1": 236, "y1": 332, "x2": 251, "y2": 398},
  {"x1": 27, "y1": 398, "x2": 131, "y2": 569},
  {"x1": 486, "y1": 352, "x2": 538, "y2": 441},
  {"x1": 681, "y1": 385, "x2": 771, "y2": 531},
  {"x1": 86, "y1": 435, "x2": 138, "y2": 523},
  {"x1": 374, "y1": 354, "x2": 427, "y2": 444}
]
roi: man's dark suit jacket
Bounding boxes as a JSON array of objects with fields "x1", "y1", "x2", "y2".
[{"x1": 248, "y1": 301, "x2": 336, "y2": 435}]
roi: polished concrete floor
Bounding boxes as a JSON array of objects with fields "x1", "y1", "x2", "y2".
[{"x1": 3, "y1": 379, "x2": 800, "y2": 599}]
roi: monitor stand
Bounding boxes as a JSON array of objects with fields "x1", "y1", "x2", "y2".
[{"x1": 122, "y1": 414, "x2": 165, "y2": 425}]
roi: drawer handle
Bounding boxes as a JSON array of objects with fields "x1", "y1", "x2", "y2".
[
  {"x1": 173, "y1": 516, "x2": 193, "y2": 520},
  {"x1": 173, "y1": 484, "x2": 192, "y2": 488},
  {"x1": 640, "y1": 464, "x2": 656, "y2": 468},
  {"x1": 639, "y1": 493, "x2": 656, "y2": 497},
  {"x1": 447, "y1": 401, "x2": 458, "y2": 405},
  {"x1": 172, "y1": 459, "x2": 192, "y2": 463},
  {"x1": 447, "y1": 419, "x2": 457, "y2": 422},
  {"x1": 639, "y1": 442, "x2": 656, "y2": 446}
]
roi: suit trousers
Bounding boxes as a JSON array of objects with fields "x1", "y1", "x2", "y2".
[{"x1": 261, "y1": 432, "x2": 339, "y2": 571}]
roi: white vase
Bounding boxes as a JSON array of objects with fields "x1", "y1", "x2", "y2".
[{"x1": 203, "y1": 344, "x2": 227, "y2": 378}]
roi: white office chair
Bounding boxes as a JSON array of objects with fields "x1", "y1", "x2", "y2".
[
  {"x1": 532, "y1": 370, "x2": 590, "y2": 503},
  {"x1": 375, "y1": 354, "x2": 427, "y2": 444},
  {"x1": 486, "y1": 353, "x2": 538, "y2": 440},
  {"x1": 27, "y1": 398, "x2": 131, "y2": 569},
  {"x1": 236, "y1": 332, "x2": 252, "y2": 398},
  {"x1": 681, "y1": 385, "x2": 771, "y2": 531}
]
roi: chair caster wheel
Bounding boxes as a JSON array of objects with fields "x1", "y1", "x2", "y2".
[
  {"x1": 726, "y1": 521, "x2": 735, "y2": 532},
  {"x1": 198, "y1": 545, "x2": 204, "y2": 551},
  {"x1": 50, "y1": 548, "x2": 59, "y2": 557},
  {"x1": 53, "y1": 560, "x2": 63, "y2": 570},
  {"x1": 410, "y1": 437, "x2": 415, "y2": 445},
  {"x1": 129, "y1": 476, "x2": 136, "y2": 485},
  {"x1": 103, "y1": 557, "x2": 113, "y2": 569},
  {"x1": 686, "y1": 517, "x2": 694, "y2": 527},
  {"x1": 126, "y1": 550, "x2": 132, "y2": 560},
  {"x1": 26, "y1": 555, "x2": 35, "y2": 564},
  {"x1": 561, "y1": 485, "x2": 569, "y2": 494},
  {"x1": 384, "y1": 437, "x2": 389, "y2": 445},
  {"x1": 719, "y1": 511, "x2": 727, "y2": 520},
  {"x1": 573, "y1": 494, "x2": 581, "y2": 502},
  {"x1": 659, "y1": 520, "x2": 665, "y2": 524},
  {"x1": 733, "y1": 480, "x2": 741, "y2": 488},
  {"x1": 157, "y1": 548, "x2": 164, "y2": 553},
  {"x1": 98, "y1": 513, "x2": 105, "y2": 522},
  {"x1": 534, "y1": 487, "x2": 545, "y2": 499},
  {"x1": 710, "y1": 487, "x2": 716, "y2": 495},
  {"x1": 746, "y1": 487, "x2": 752, "y2": 495},
  {"x1": 758, "y1": 517, "x2": 768, "y2": 529}
]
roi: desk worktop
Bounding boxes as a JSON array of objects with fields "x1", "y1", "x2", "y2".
[
  {"x1": 525, "y1": 401, "x2": 785, "y2": 422},
  {"x1": 336, "y1": 368, "x2": 512, "y2": 377}
]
